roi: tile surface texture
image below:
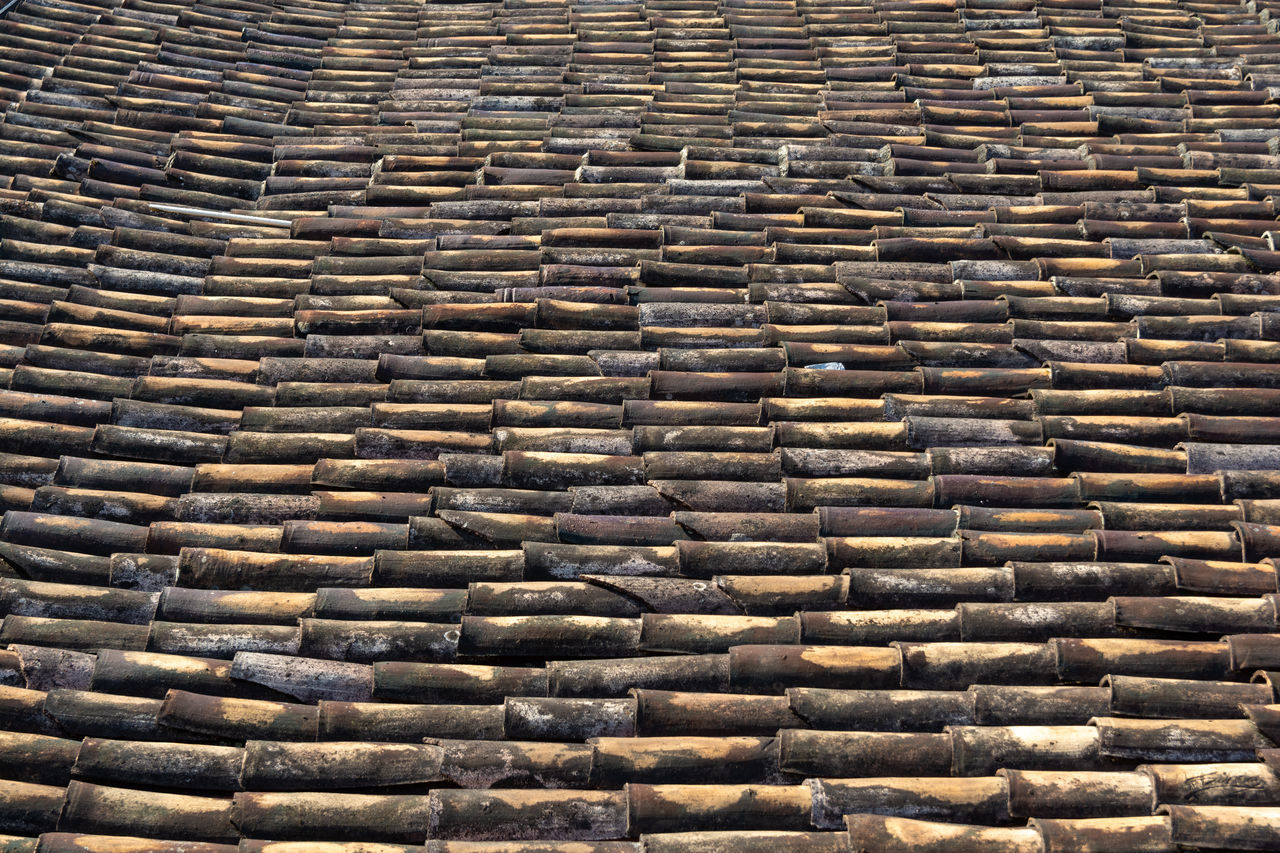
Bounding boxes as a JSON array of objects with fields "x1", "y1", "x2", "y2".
[{"x1": 3, "y1": 0, "x2": 1280, "y2": 847}]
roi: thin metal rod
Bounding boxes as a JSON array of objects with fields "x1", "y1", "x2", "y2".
[{"x1": 147, "y1": 202, "x2": 292, "y2": 227}]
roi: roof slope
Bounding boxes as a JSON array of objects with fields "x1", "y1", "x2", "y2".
[{"x1": 3, "y1": 0, "x2": 1280, "y2": 848}]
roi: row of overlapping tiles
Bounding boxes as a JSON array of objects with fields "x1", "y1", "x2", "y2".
[
  {"x1": 0, "y1": 726, "x2": 1279, "y2": 840},
  {"x1": 2, "y1": 567, "x2": 1279, "y2": 673},
  {"x1": 10, "y1": 499, "x2": 1280, "y2": 563},
  {"x1": 0, "y1": 803, "x2": 1272, "y2": 851}
]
